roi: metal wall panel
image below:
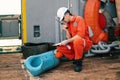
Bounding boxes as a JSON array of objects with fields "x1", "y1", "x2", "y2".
[{"x1": 25, "y1": 0, "x2": 79, "y2": 43}]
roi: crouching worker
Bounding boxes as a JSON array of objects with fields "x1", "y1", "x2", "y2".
[{"x1": 55, "y1": 7, "x2": 92, "y2": 72}]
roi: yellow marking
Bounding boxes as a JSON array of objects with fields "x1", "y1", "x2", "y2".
[{"x1": 22, "y1": 0, "x2": 27, "y2": 43}]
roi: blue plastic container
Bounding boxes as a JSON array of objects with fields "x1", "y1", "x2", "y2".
[{"x1": 24, "y1": 50, "x2": 60, "y2": 76}]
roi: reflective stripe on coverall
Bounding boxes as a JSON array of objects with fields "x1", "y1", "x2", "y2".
[{"x1": 57, "y1": 16, "x2": 92, "y2": 60}]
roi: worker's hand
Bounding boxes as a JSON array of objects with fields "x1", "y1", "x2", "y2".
[
  {"x1": 61, "y1": 24, "x2": 68, "y2": 31},
  {"x1": 60, "y1": 40, "x2": 69, "y2": 45}
]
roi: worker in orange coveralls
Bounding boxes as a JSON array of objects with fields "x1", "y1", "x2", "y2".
[{"x1": 56, "y1": 7, "x2": 92, "y2": 72}]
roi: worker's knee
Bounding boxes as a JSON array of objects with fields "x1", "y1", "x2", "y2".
[{"x1": 73, "y1": 38, "x2": 84, "y2": 46}]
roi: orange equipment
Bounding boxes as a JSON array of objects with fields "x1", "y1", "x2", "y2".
[{"x1": 84, "y1": 0, "x2": 108, "y2": 44}]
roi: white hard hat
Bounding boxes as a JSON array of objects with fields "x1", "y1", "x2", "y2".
[{"x1": 57, "y1": 7, "x2": 68, "y2": 21}]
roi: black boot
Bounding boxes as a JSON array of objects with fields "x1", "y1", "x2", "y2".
[
  {"x1": 72, "y1": 60, "x2": 77, "y2": 64},
  {"x1": 74, "y1": 59, "x2": 82, "y2": 72}
]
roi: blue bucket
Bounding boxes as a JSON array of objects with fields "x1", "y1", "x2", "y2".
[{"x1": 24, "y1": 50, "x2": 60, "y2": 76}]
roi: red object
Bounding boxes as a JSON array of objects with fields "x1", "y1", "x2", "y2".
[
  {"x1": 57, "y1": 16, "x2": 92, "y2": 60},
  {"x1": 114, "y1": 28, "x2": 120, "y2": 36},
  {"x1": 99, "y1": 13, "x2": 107, "y2": 30},
  {"x1": 119, "y1": 23, "x2": 120, "y2": 27},
  {"x1": 110, "y1": 0, "x2": 115, "y2": 3}
]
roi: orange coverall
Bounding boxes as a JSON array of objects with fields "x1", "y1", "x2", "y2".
[{"x1": 56, "y1": 16, "x2": 92, "y2": 60}]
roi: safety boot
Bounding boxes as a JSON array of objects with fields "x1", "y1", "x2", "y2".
[{"x1": 74, "y1": 59, "x2": 82, "y2": 72}]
